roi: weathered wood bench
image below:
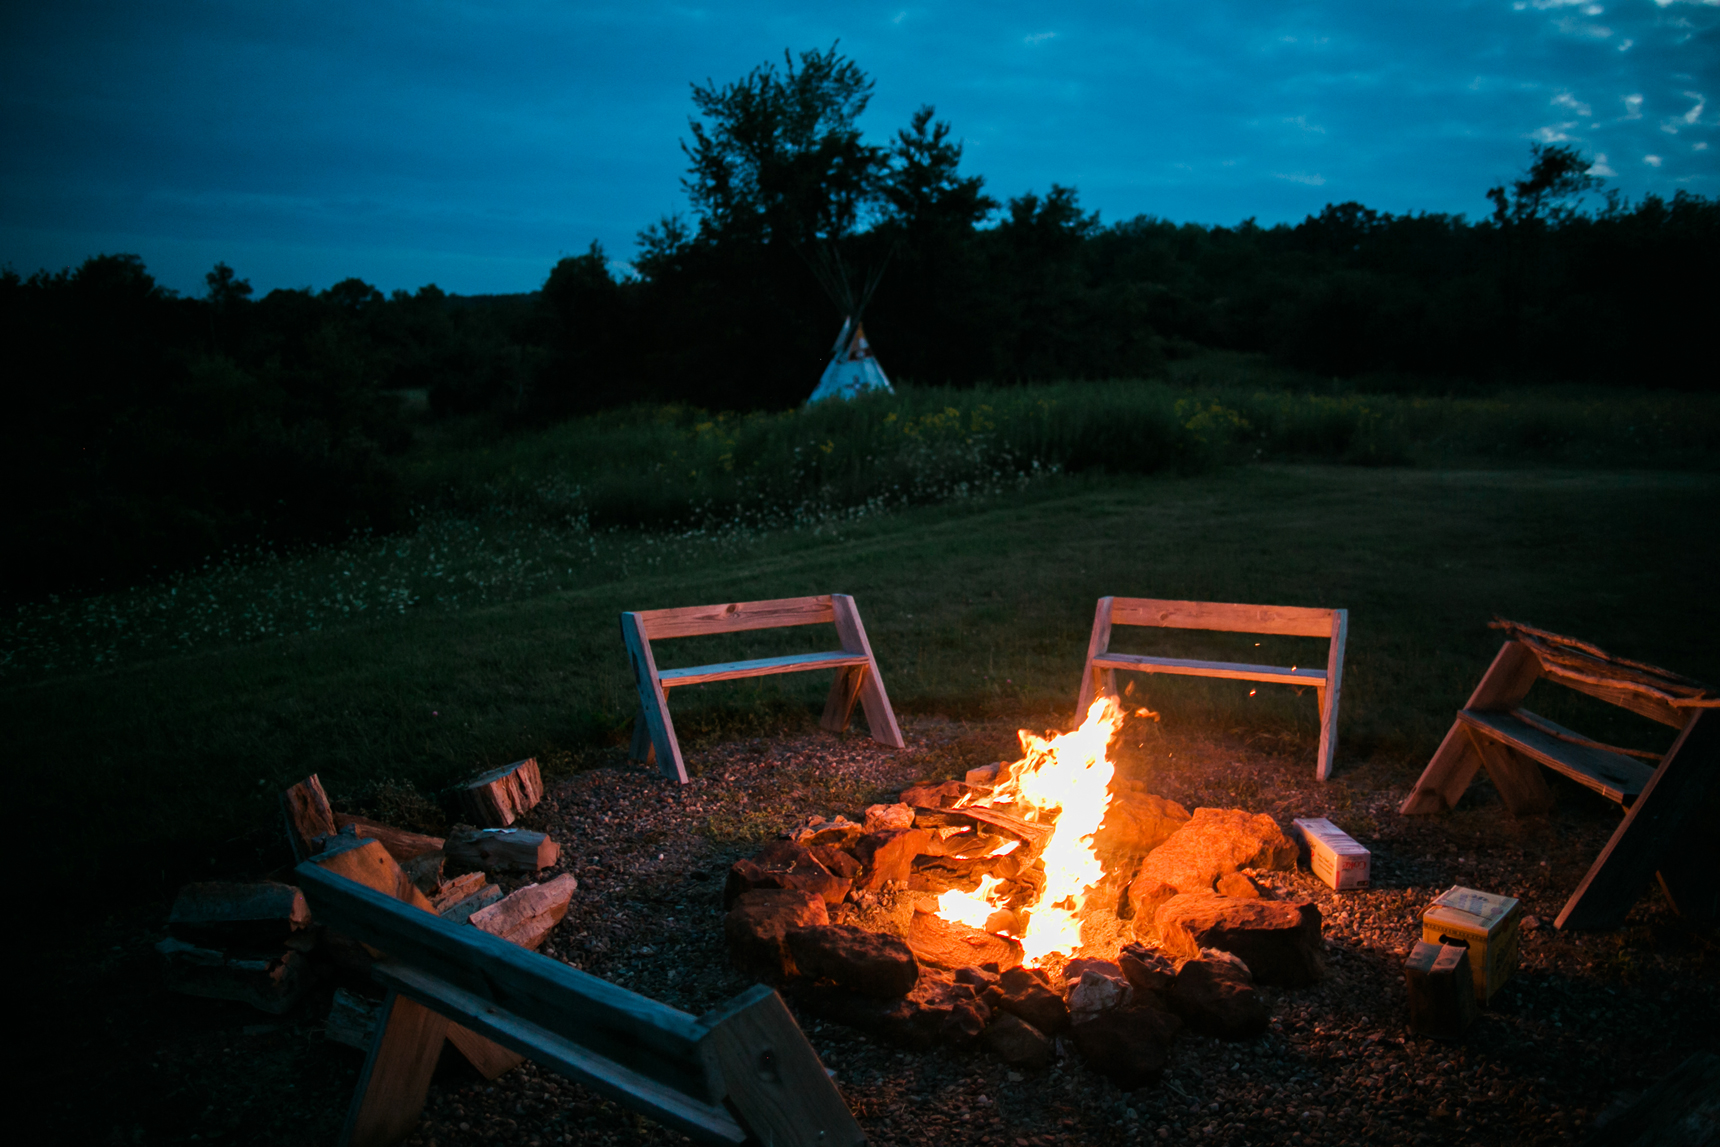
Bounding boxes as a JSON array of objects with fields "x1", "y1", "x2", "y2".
[
  {"x1": 623, "y1": 594, "x2": 904, "y2": 784},
  {"x1": 1400, "y1": 619, "x2": 1720, "y2": 930},
  {"x1": 297, "y1": 861, "x2": 864, "y2": 1147},
  {"x1": 1075, "y1": 596, "x2": 1350, "y2": 780}
]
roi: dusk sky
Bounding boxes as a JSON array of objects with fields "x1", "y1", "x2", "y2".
[{"x1": 3, "y1": 1, "x2": 1715, "y2": 297}]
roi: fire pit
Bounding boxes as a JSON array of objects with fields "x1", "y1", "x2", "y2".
[{"x1": 721, "y1": 698, "x2": 1326, "y2": 1088}]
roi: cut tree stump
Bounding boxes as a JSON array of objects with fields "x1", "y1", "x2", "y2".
[
  {"x1": 446, "y1": 826, "x2": 560, "y2": 874},
  {"x1": 461, "y1": 758, "x2": 543, "y2": 827},
  {"x1": 311, "y1": 836, "x2": 436, "y2": 913},
  {"x1": 468, "y1": 874, "x2": 579, "y2": 951},
  {"x1": 283, "y1": 774, "x2": 337, "y2": 861}
]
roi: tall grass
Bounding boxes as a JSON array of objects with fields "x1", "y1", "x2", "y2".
[{"x1": 7, "y1": 368, "x2": 1715, "y2": 679}]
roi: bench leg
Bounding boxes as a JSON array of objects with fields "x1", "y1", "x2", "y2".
[
  {"x1": 1315, "y1": 609, "x2": 1347, "y2": 783},
  {"x1": 629, "y1": 704, "x2": 655, "y2": 765},
  {"x1": 820, "y1": 665, "x2": 866, "y2": 733},
  {"x1": 446, "y1": 1023, "x2": 525, "y2": 1080},
  {"x1": 1400, "y1": 641, "x2": 1542, "y2": 815},
  {"x1": 1557, "y1": 711, "x2": 1719, "y2": 930},
  {"x1": 1075, "y1": 597, "x2": 1115, "y2": 721},
  {"x1": 1465, "y1": 727, "x2": 1555, "y2": 816},
  {"x1": 340, "y1": 990, "x2": 450, "y2": 1147},
  {"x1": 622, "y1": 612, "x2": 688, "y2": 783},
  {"x1": 831, "y1": 595, "x2": 904, "y2": 749}
]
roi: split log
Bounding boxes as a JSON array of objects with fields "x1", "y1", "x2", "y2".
[
  {"x1": 310, "y1": 835, "x2": 435, "y2": 912},
  {"x1": 156, "y1": 937, "x2": 308, "y2": 1014},
  {"x1": 401, "y1": 850, "x2": 445, "y2": 895},
  {"x1": 282, "y1": 774, "x2": 336, "y2": 861},
  {"x1": 467, "y1": 873, "x2": 579, "y2": 950},
  {"x1": 913, "y1": 805, "x2": 1050, "y2": 853},
  {"x1": 168, "y1": 881, "x2": 312, "y2": 950},
  {"x1": 326, "y1": 987, "x2": 381, "y2": 1050},
  {"x1": 460, "y1": 758, "x2": 543, "y2": 827},
  {"x1": 438, "y1": 883, "x2": 502, "y2": 925},
  {"x1": 445, "y1": 825, "x2": 560, "y2": 873},
  {"x1": 905, "y1": 906, "x2": 1023, "y2": 971},
  {"x1": 429, "y1": 872, "x2": 488, "y2": 912},
  {"x1": 330, "y1": 812, "x2": 445, "y2": 864}
]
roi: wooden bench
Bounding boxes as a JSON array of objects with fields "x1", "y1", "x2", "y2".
[
  {"x1": 623, "y1": 594, "x2": 904, "y2": 784},
  {"x1": 297, "y1": 861, "x2": 864, "y2": 1147},
  {"x1": 1400, "y1": 619, "x2": 1720, "y2": 930},
  {"x1": 1075, "y1": 597, "x2": 1350, "y2": 781}
]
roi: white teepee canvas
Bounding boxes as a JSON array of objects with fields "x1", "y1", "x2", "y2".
[{"x1": 806, "y1": 317, "x2": 893, "y2": 405}]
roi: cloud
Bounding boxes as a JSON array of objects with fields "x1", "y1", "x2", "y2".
[
  {"x1": 1681, "y1": 92, "x2": 1707, "y2": 123},
  {"x1": 1552, "y1": 92, "x2": 1593, "y2": 116},
  {"x1": 1588, "y1": 153, "x2": 1617, "y2": 175},
  {"x1": 1275, "y1": 172, "x2": 1326, "y2": 186},
  {"x1": 1534, "y1": 122, "x2": 1580, "y2": 142},
  {"x1": 1696, "y1": 142, "x2": 1711, "y2": 151},
  {"x1": 892, "y1": 10, "x2": 907, "y2": 24},
  {"x1": 1284, "y1": 115, "x2": 1326, "y2": 133},
  {"x1": 1617, "y1": 37, "x2": 1634, "y2": 50},
  {"x1": 1023, "y1": 31, "x2": 1056, "y2": 45},
  {"x1": 1555, "y1": 16, "x2": 1612, "y2": 36},
  {"x1": 1643, "y1": 154, "x2": 1663, "y2": 166},
  {"x1": 1620, "y1": 94, "x2": 1644, "y2": 120},
  {"x1": 1653, "y1": 0, "x2": 1720, "y2": 7}
]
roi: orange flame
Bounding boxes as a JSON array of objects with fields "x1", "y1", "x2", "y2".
[{"x1": 935, "y1": 695, "x2": 1126, "y2": 964}]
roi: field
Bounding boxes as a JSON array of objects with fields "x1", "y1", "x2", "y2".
[{"x1": 7, "y1": 374, "x2": 1719, "y2": 1142}]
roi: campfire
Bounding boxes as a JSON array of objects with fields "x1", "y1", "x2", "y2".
[{"x1": 724, "y1": 695, "x2": 1325, "y2": 1086}]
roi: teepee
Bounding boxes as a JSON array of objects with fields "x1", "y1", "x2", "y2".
[
  {"x1": 803, "y1": 243, "x2": 894, "y2": 405},
  {"x1": 807, "y1": 317, "x2": 892, "y2": 404}
]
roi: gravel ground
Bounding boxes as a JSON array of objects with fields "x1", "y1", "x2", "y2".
[{"x1": 53, "y1": 715, "x2": 1719, "y2": 1145}]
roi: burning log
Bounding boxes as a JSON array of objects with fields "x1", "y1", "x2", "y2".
[
  {"x1": 468, "y1": 873, "x2": 579, "y2": 950},
  {"x1": 445, "y1": 825, "x2": 560, "y2": 873},
  {"x1": 906, "y1": 905, "x2": 1023, "y2": 971},
  {"x1": 167, "y1": 881, "x2": 312, "y2": 950},
  {"x1": 281, "y1": 774, "x2": 337, "y2": 861},
  {"x1": 460, "y1": 757, "x2": 543, "y2": 827}
]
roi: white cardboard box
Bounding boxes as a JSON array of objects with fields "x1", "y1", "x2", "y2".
[{"x1": 1292, "y1": 817, "x2": 1371, "y2": 890}]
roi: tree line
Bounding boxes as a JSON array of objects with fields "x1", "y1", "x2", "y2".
[{"x1": 3, "y1": 45, "x2": 1714, "y2": 602}]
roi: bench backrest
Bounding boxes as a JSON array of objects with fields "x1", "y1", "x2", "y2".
[
  {"x1": 1106, "y1": 596, "x2": 1337, "y2": 638},
  {"x1": 297, "y1": 861, "x2": 861, "y2": 1147},
  {"x1": 635, "y1": 594, "x2": 838, "y2": 641}
]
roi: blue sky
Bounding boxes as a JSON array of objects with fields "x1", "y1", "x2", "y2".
[{"x1": 2, "y1": 1, "x2": 1714, "y2": 296}]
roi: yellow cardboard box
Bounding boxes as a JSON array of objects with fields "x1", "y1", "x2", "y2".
[{"x1": 1421, "y1": 886, "x2": 1521, "y2": 1005}]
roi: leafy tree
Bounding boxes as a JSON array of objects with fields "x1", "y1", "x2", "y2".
[
  {"x1": 1487, "y1": 143, "x2": 1603, "y2": 226},
  {"x1": 881, "y1": 105, "x2": 996, "y2": 234}
]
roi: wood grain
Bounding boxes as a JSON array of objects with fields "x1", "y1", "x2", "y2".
[
  {"x1": 461, "y1": 758, "x2": 544, "y2": 827},
  {"x1": 1075, "y1": 596, "x2": 1116, "y2": 717},
  {"x1": 341, "y1": 990, "x2": 450, "y2": 1147},
  {"x1": 657, "y1": 650, "x2": 869, "y2": 688},
  {"x1": 1109, "y1": 597, "x2": 1337, "y2": 638},
  {"x1": 1089, "y1": 652, "x2": 1327, "y2": 685},
  {"x1": 831, "y1": 593, "x2": 905, "y2": 748},
  {"x1": 282, "y1": 774, "x2": 336, "y2": 862},
  {"x1": 1458, "y1": 709, "x2": 1654, "y2": 804},
  {"x1": 636, "y1": 595, "x2": 835, "y2": 640},
  {"x1": 1463, "y1": 725, "x2": 1556, "y2": 817},
  {"x1": 1316, "y1": 609, "x2": 1348, "y2": 783},
  {"x1": 702, "y1": 985, "x2": 867, "y2": 1147},
  {"x1": 622, "y1": 611, "x2": 685, "y2": 783}
]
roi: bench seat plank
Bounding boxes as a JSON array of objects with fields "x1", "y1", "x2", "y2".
[
  {"x1": 658, "y1": 651, "x2": 870, "y2": 689},
  {"x1": 1457, "y1": 708, "x2": 1656, "y2": 804},
  {"x1": 375, "y1": 964, "x2": 747, "y2": 1145},
  {"x1": 1091, "y1": 652, "x2": 1327, "y2": 686}
]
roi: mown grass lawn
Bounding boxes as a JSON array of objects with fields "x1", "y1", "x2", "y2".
[{"x1": 10, "y1": 462, "x2": 1714, "y2": 897}]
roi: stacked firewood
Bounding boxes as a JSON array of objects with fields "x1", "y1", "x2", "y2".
[
  {"x1": 156, "y1": 758, "x2": 575, "y2": 1076},
  {"x1": 721, "y1": 768, "x2": 1327, "y2": 1088}
]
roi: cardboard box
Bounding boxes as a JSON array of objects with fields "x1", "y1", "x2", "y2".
[
  {"x1": 1421, "y1": 886, "x2": 1521, "y2": 1005},
  {"x1": 1291, "y1": 817, "x2": 1371, "y2": 890}
]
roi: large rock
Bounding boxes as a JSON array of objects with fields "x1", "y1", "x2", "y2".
[
  {"x1": 1093, "y1": 791, "x2": 1191, "y2": 862},
  {"x1": 724, "y1": 889, "x2": 828, "y2": 981},
  {"x1": 982, "y1": 1011, "x2": 1054, "y2": 1068},
  {"x1": 1117, "y1": 942, "x2": 1177, "y2": 1001},
  {"x1": 785, "y1": 925, "x2": 919, "y2": 998},
  {"x1": 795, "y1": 968, "x2": 990, "y2": 1050},
  {"x1": 1155, "y1": 892, "x2": 1324, "y2": 986},
  {"x1": 791, "y1": 816, "x2": 864, "y2": 849},
  {"x1": 1124, "y1": 877, "x2": 1181, "y2": 933},
  {"x1": 1132, "y1": 808, "x2": 1298, "y2": 895},
  {"x1": 723, "y1": 841, "x2": 851, "y2": 908},
  {"x1": 1170, "y1": 949, "x2": 1269, "y2": 1039},
  {"x1": 1067, "y1": 967, "x2": 1134, "y2": 1020},
  {"x1": 1070, "y1": 1003, "x2": 1183, "y2": 1088},
  {"x1": 995, "y1": 965, "x2": 1070, "y2": 1034},
  {"x1": 864, "y1": 803, "x2": 917, "y2": 833},
  {"x1": 853, "y1": 828, "x2": 932, "y2": 891}
]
